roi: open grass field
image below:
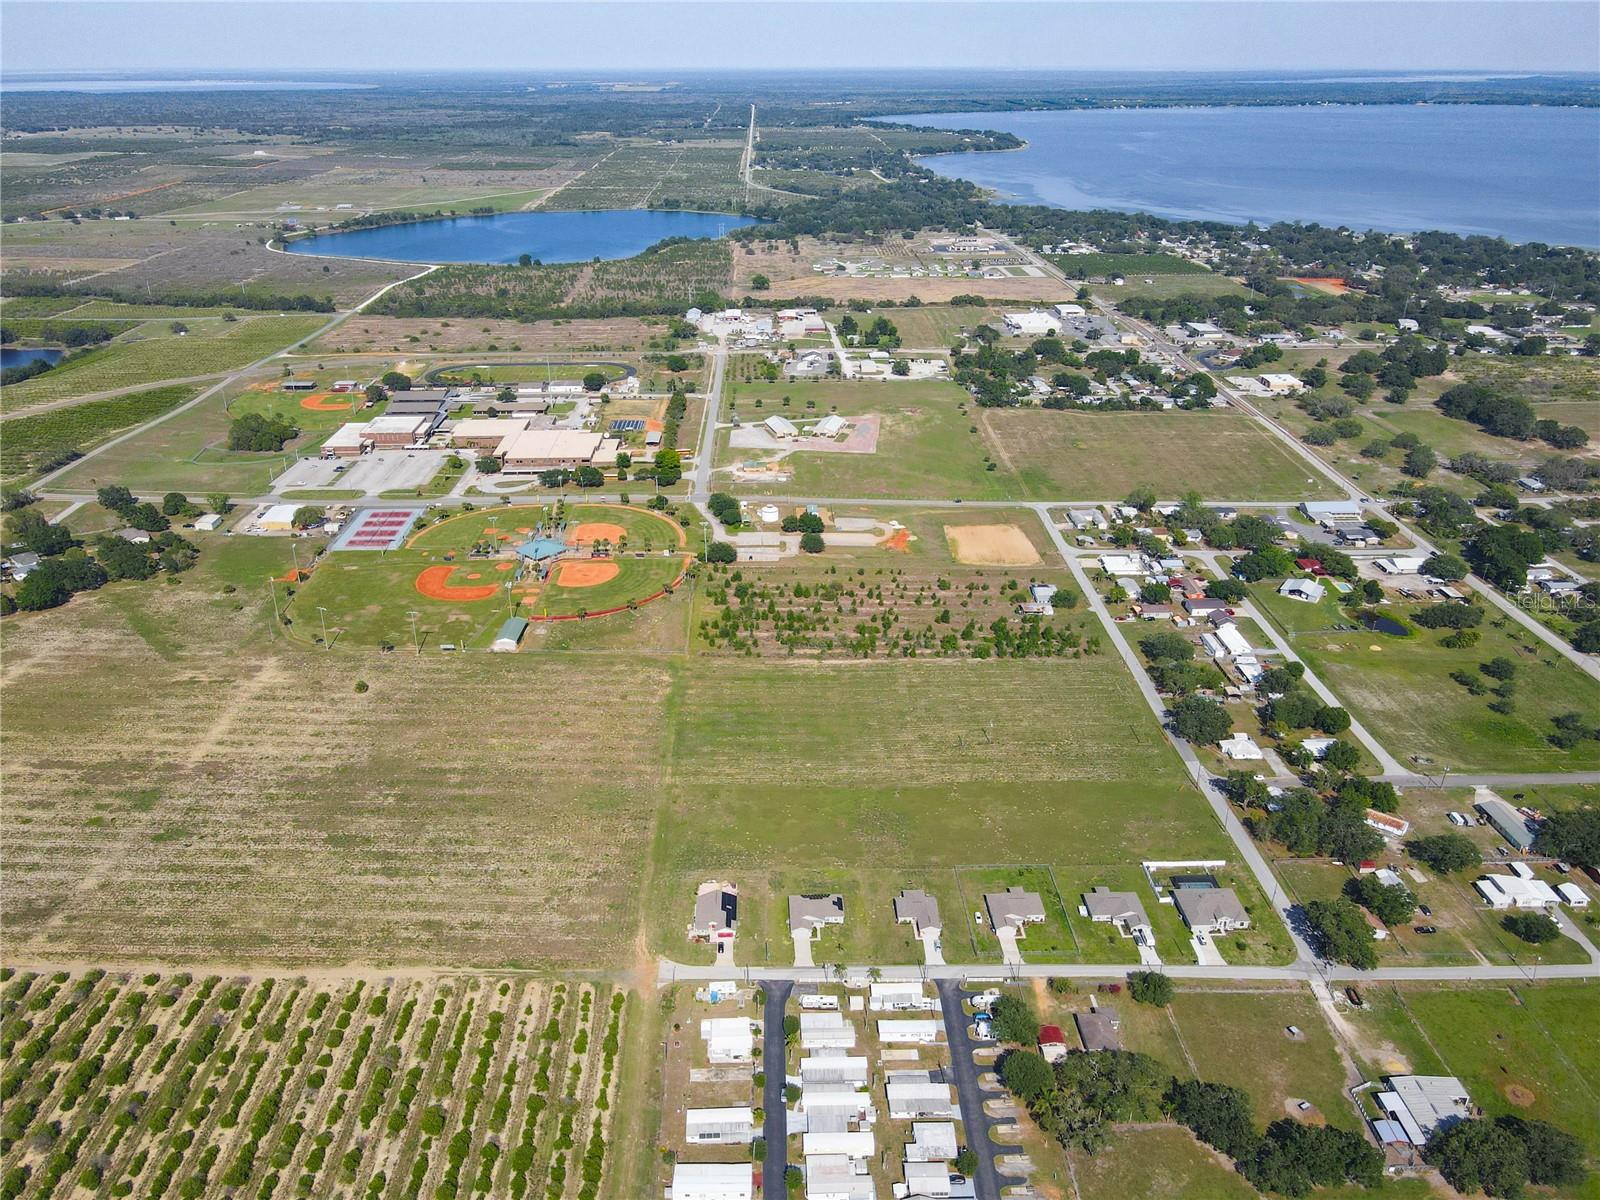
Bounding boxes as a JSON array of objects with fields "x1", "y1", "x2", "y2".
[
  {"x1": 817, "y1": 304, "x2": 999, "y2": 348},
  {"x1": 1250, "y1": 585, "x2": 1600, "y2": 772},
  {"x1": 1167, "y1": 990, "x2": 1358, "y2": 1129},
  {"x1": 0, "y1": 314, "x2": 328, "y2": 411},
  {"x1": 286, "y1": 503, "x2": 690, "y2": 648},
  {"x1": 49, "y1": 379, "x2": 301, "y2": 495},
  {"x1": 1094, "y1": 274, "x2": 1256, "y2": 301},
  {"x1": 1346, "y1": 983, "x2": 1600, "y2": 1172},
  {"x1": 0, "y1": 966, "x2": 628, "y2": 1200},
  {"x1": 1050, "y1": 251, "x2": 1213, "y2": 277},
  {"x1": 977, "y1": 408, "x2": 1340, "y2": 501}
]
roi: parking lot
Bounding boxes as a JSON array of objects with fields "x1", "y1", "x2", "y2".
[{"x1": 272, "y1": 449, "x2": 450, "y2": 495}]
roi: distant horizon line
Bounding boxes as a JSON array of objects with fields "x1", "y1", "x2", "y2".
[{"x1": 5, "y1": 66, "x2": 1599, "y2": 78}]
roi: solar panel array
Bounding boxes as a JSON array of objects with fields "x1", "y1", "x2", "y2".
[
  {"x1": 333, "y1": 508, "x2": 423, "y2": 551},
  {"x1": 608, "y1": 418, "x2": 645, "y2": 432}
]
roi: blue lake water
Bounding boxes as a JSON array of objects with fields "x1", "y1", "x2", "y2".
[
  {"x1": 1, "y1": 347, "x2": 65, "y2": 369},
  {"x1": 892, "y1": 105, "x2": 1600, "y2": 247},
  {"x1": 283, "y1": 209, "x2": 765, "y2": 265}
]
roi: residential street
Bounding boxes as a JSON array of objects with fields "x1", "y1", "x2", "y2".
[
  {"x1": 761, "y1": 979, "x2": 793, "y2": 1197},
  {"x1": 935, "y1": 980, "x2": 1003, "y2": 1200}
]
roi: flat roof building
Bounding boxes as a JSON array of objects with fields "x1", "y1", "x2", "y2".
[
  {"x1": 498, "y1": 429, "x2": 606, "y2": 472},
  {"x1": 685, "y1": 1107, "x2": 756, "y2": 1145},
  {"x1": 450, "y1": 416, "x2": 531, "y2": 451},
  {"x1": 670, "y1": 1162, "x2": 754, "y2": 1200},
  {"x1": 1376, "y1": 1076, "x2": 1471, "y2": 1147},
  {"x1": 906, "y1": 1123, "x2": 958, "y2": 1163},
  {"x1": 1476, "y1": 795, "x2": 1539, "y2": 851}
]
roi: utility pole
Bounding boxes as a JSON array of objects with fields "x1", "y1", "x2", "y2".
[
  {"x1": 406, "y1": 609, "x2": 420, "y2": 654},
  {"x1": 316, "y1": 605, "x2": 330, "y2": 649},
  {"x1": 266, "y1": 578, "x2": 280, "y2": 625}
]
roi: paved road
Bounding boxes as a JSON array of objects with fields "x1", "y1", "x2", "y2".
[
  {"x1": 935, "y1": 980, "x2": 1002, "y2": 1200},
  {"x1": 761, "y1": 980, "x2": 793, "y2": 1197},
  {"x1": 691, "y1": 339, "x2": 728, "y2": 502},
  {"x1": 663, "y1": 956, "x2": 1599, "y2": 984},
  {"x1": 1039, "y1": 506, "x2": 1320, "y2": 966}
]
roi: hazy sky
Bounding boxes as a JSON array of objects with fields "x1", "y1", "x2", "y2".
[{"x1": 3, "y1": 1, "x2": 1598, "y2": 74}]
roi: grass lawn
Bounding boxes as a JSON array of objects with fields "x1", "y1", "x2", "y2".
[
  {"x1": 49, "y1": 382, "x2": 299, "y2": 495},
  {"x1": 719, "y1": 378, "x2": 1004, "y2": 500},
  {"x1": 1250, "y1": 585, "x2": 1600, "y2": 773},
  {"x1": 977, "y1": 408, "x2": 1339, "y2": 501},
  {"x1": 648, "y1": 655, "x2": 1230, "y2": 957},
  {"x1": 0, "y1": 315, "x2": 327, "y2": 411},
  {"x1": 960, "y1": 865, "x2": 1079, "y2": 962},
  {"x1": 1349, "y1": 983, "x2": 1600, "y2": 1162},
  {"x1": 1054, "y1": 865, "x2": 1198, "y2": 965},
  {"x1": 818, "y1": 305, "x2": 998, "y2": 348},
  {"x1": 1169, "y1": 990, "x2": 1358, "y2": 1129},
  {"x1": 1092, "y1": 274, "x2": 1256, "y2": 301}
]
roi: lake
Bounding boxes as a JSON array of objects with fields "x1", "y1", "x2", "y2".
[
  {"x1": 283, "y1": 209, "x2": 765, "y2": 265},
  {"x1": 1, "y1": 347, "x2": 65, "y2": 369},
  {"x1": 891, "y1": 105, "x2": 1600, "y2": 247}
]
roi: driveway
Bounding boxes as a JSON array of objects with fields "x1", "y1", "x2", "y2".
[
  {"x1": 995, "y1": 928, "x2": 1022, "y2": 966},
  {"x1": 791, "y1": 930, "x2": 814, "y2": 968},
  {"x1": 920, "y1": 929, "x2": 946, "y2": 966},
  {"x1": 761, "y1": 980, "x2": 793, "y2": 1197},
  {"x1": 1190, "y1": 934, "x2": 1226, "y2": 966},
  {"x1": 934, "y1": 980, "x2": 1003, "y2": 1200}
]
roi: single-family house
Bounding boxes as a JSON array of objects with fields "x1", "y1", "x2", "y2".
[
  {"x1": 1074, "y1": 1007, "x2": 1123, "y2": 1052},
  {"x1": 801, "y1": 1131, "x2": 875, "y2": 1159},
  {"x1": 1082, "y1": 886, "x2": 1153, "y2": 944},
  {"x1": 1174, "y1": 887, "x2": 1251, "y2": 935},
  {"x1": 984, "y1": 887, "x2": 1046, "y2": 934},
  {"x1": 1278, "y1": 578, "x2": 1326, "y2": 603},
  {"x1": 790, "y1": 894, "x2": 845, "y2": 939},
  {"x1": 1218, "y1": 733, "x2": 1265, "y2": 761},
  {"x1": 1557, "y1": 882, "x2": 1589, "y2": 908},
  {"x1": 689, "y1": 880, "x2": 739, "y2": 944}
]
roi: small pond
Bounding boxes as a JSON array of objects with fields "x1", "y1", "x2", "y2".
[
  {"x1": 1358, "y1": 609, "x2": 1412, "y2": 637},
  {"x1": 1, "y1": 347, "x2": 66, "y2": 369},
  {"x1": 283, "y1": 209, "x2": 765, "y2": 265}
]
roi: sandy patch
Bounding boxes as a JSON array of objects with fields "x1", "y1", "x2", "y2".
[
  {"x1": 414, "y1": 565, "x2": 498, "y2": 602},
  {"x1": 556, "y1": 561, "x2": 620, "y2": 589},
  {"x1": 567, "y1": 522, "x2": 627, "y2": 545},
  {"x1": 945, "y1": 523, "x2": 1041, "y2": 566},
  {"x1": 299, "y1": 394, "x2": 352, "y2": 411},
  {"x1": 1290, "y1": 276, "x2": 1351, "y2": 295},
  {"x1": 1504, "y1": 1083, "x2": 1536, "y2": 1107}
]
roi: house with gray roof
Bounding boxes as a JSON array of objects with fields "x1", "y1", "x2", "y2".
[
  {"x1": 690, "y1": 880, "x2": 739, "y2": 943},
  {"x1": 1074, "y1": 1007, "x2": 1122, "y2": 1052},
  {"x1": 1174, "y1": 887, "x2": 1251, "y2": 935},
  {"x1": 984, "y1": 886, "x2": 1046, "y2": 933},
  {"x1": 1082, "y1": 886, "x2": 1152, "y2": 941},
  {"x1": 893, "y1": 889, "x2": 941, "y2": 937},
  {"x1": 789, "y1": 893, "x2": 845, "y2": 938}
]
